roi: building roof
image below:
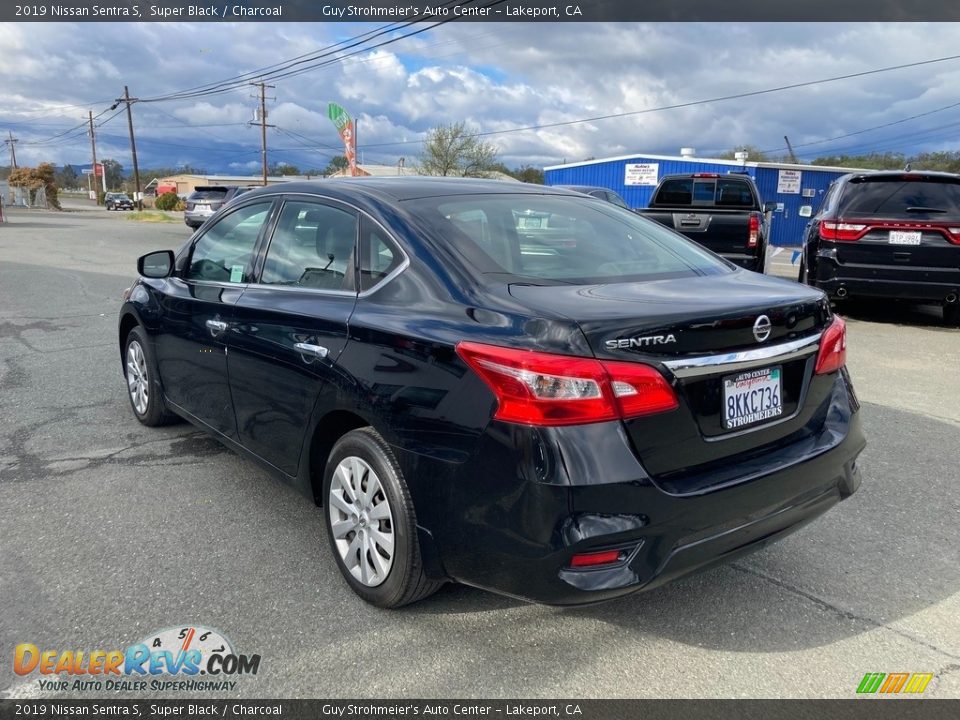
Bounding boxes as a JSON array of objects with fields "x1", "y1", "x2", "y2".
[
  {"x1": 544, "y1": 152, "x2": 873, "y2": 175},
  {"x1": 158, "y1": 173, "x2": 321, "y2": 185}
]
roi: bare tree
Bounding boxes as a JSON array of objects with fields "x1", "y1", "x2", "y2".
[{"x1": 418, "y1": 122, "x2": 499, "y2": 177}]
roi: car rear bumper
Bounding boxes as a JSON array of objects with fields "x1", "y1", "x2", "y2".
[
  {"x1": 813, "y1": 254, "x2": 960, "y2": 302},
  {"x1": 400, "y1": 371, "x2": 864, "y2": 605}
]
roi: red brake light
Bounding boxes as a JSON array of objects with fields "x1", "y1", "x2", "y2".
[
  {"x1": 748, "y1": 212, "x2": 760, "y2": 248},
  {"x1": 691, "y1": 173, "x2": 718, "y2": 178},
  {"x1": 819, "y1": 220, "x2": 867, "y2": 242},
  {"x1": 948, "y1": 227, "x2": 960, "y2": 245},
  {"x1": 814, "y1": 317, "x2": 847, "y2": 375},
  {"x1": 455, "y1": 342, "x2": 678, "y2": 426},
  {"x1": 570, "y1": 549, "x2": 623, "y2": 568}
]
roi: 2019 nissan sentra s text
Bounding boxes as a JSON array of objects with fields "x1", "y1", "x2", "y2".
[{"x1": 119, "y1": 179, "x2": 865, "y2": 608}]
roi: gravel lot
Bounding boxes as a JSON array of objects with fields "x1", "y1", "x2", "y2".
[{"x1": 1, "y1": 206, "x2": 958, "y2": 699}]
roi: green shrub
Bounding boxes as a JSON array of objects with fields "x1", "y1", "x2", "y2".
[{"x1": 154, "y1": 191, "x2": 180, "y2": 211}]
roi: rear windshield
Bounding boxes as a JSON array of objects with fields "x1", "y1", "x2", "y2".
[
  {"x1": 189, "y1": 188, "x2": 229, "y2": 201},
  {"x1": 839, "y1": 177, "x2": 960, "y2": 219},
  {"x1": 653, "y1": 177, "x2": 756, "y2": 208},
  {"x1": 405, "y1": 194, "x2": 731, "y2": 284}
]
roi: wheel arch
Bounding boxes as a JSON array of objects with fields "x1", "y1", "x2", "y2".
[
  {"x1": 118, "y1": 309, "x2": 142, "y2": 360},
  {"x1": 307, "y1": 409, "x2": 371, "y2": 505}
]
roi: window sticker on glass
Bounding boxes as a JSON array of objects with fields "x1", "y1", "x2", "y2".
[{"x1": 230, "y1": 264, "x2": 245, "y2": 283}]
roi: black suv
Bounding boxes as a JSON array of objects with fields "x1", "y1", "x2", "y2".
[
  {"x1": 105, "y1": 192, "x2": 134, "y2": 211},
  {"x1": 184, "y1": 186, "x2": 257, "y2": 229},
  {"x1": 801, "y1": 170, "x2": 960, "y2": 324}
]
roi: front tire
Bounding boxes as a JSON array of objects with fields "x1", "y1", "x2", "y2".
[
  {"x1": 123, "y1": 327, "x2": 177, "y2": 427},
  {"x1": 323, "y1": 428, "x2": 443, "y2": 608}
]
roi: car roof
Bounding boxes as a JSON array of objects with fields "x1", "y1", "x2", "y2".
[
  {"x1": 841, "y1": 170, "x2": 960, "y2": 183},
  {"x1": 233, "y1": 177, "x2": 584, "y2": 205}
]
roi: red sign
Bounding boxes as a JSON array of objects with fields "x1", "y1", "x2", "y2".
[{"x1": 94, "y1": 163, "x2": 104, "y2": 177}]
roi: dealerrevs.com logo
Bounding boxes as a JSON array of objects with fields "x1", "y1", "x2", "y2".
[{"x1": 13, "y1": 625, "x2": 260, "y2": 693}]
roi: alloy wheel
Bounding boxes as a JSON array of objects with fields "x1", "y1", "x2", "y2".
[{"x1": 126, "y1": 341, "x2": 149, "y2": 415}]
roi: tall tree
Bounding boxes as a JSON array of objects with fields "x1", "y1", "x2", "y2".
[
  {"x1": 418, "y1": 122, "x2": 499, "y2": 177},
  {"x1": 322, "y1": 155, "x2": 350, "y2": 176},
  {"x1": 56, "y1": 164, "x2": 79, "y2": 190},
  {"x1": 101, "y1": 159, "x2": 124, "y2": 190}
]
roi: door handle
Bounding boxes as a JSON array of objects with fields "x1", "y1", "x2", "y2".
[
  {"x1": 205, "y1": 319, "x2": 229, "y2": 336},
  {"x1": 294, "y1": 342, "x2": 329, "y2": 359}
]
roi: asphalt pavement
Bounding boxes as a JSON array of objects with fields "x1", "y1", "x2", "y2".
[{"x1": 1, "y1": 206, "x2": 958, "y2": 699}]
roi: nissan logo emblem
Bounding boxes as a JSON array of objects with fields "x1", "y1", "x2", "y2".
[{"x1": 753, "y1": 315, "x2": 772, "y2": 343}]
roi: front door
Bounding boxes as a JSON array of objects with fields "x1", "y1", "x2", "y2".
[{"x1": 153, "y1": 200, "x2": 276, "y2": 438}]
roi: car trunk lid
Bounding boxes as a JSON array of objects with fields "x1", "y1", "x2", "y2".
[{"x1": 508, "y1": 272, "x2": 834, "y2": 485}]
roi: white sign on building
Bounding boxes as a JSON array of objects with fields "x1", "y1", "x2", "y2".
[
  {"x1": 624, "y1": 163, "x2": 659, "y2": 186},
  {"x1": 777, "y1": 169, "x2": 802, "y2": 194}
]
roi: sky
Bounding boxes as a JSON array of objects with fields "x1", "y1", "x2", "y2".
[{"x1": 3, "y1": 21, "x2": 960, "y2": 175}]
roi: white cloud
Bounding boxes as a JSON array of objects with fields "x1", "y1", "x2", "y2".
[{"x1": 4, "y1": 22, "x2": 960, "y2": 172}]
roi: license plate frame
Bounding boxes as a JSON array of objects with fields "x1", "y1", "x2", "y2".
[
  {"x1": 889, "y1": 230, "x2": 922, "y2": 245},
  {"x1": 722, "y1": 366, "x2": 783, "y2": 430}
]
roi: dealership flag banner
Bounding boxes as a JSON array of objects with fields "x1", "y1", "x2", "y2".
[{"x1": 328, "y1": 102, "x2": 357, "y2": 177}]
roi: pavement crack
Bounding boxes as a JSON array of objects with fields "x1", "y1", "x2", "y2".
[{"x1": 729, "y1": 562, "x2": 960, "y2": 662}]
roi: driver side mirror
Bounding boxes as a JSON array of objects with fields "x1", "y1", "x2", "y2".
[
  {"x1": 138, "y1": 250, "x2": 175, "y2": 278},
  {"x1": 763, "y1": 202, "x2": 777, "y2": 213}
]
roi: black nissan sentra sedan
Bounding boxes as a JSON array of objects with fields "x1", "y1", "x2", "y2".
[{"x1": 119, "y1": 178, "x2": 864, "y2": 608}]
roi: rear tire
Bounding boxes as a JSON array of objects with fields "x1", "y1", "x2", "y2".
[
  {"x1": 322, "y1": 427, "x2": 443, "y2": 608},
  {"x1": 123, "y1": 327, "x2": 178, "y2": 427}
]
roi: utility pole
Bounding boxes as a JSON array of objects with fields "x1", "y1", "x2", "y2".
[
  {"x1": 250, "y1": 82, "x2": 275, "y2": 186},
  {"x1": 5, "y1": 131, "x2": 18, "y2": 169},
  {"x1": 783, "y1": 135, "x2": 799, "y2": 165},
  {"x1": 112, "y1": 87, "x2": 143, "y2": 209},
  {"x1": 4, "y1": 131, "x2": 16, "y2": 205},
  {"x1": 88, "y1": 111, "x2": 100, "y2": 204}
]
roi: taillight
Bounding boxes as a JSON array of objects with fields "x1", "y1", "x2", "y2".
[
  {"x1": 819, "y1": 220, "x2": 867, "y2": 242},
  {"x1": 455, "y1": 342, "x2": 678, "y2": 426},
  {"x1": 948, "y1": 228, "x2": 960, "y2": 246},
  {"x1": 814, "y1": 317, "x2": 847, "y2": 375},
  {"x1": 748, "y1": 212, "x2": 760, "y2": 248}
]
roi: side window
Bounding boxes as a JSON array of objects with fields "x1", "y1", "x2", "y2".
[
  {"x1": 359, "y1": 216, "x2": 403, "y2": 292},
  {"x1": 817, "y1": 183, "x2": 838, "y2": 217},
  {"x1": 260, "y1": 201, "x2": 358, "y2": 290},
  {"x1": 186, "y1": 202, "x2": 272, "y2": 283}
]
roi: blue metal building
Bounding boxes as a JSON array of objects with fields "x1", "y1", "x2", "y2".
[{"x1": 544, "y1": 152, "x2": 864, "y2": 247}]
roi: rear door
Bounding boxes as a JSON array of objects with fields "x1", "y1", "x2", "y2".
[
  {"x1": 226, "y1": 198, "x2": 359, "y2": 475},
  {"x1": 834, "y1": 174, "x2": 960, "y2": 273}
]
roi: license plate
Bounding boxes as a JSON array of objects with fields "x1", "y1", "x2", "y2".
[
  {"x1": 889, "y1": 230, "x2": 921, "y2": 245},
  {"x1": 722, "y1": 366, "x2": 782, "y2": 430}
]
